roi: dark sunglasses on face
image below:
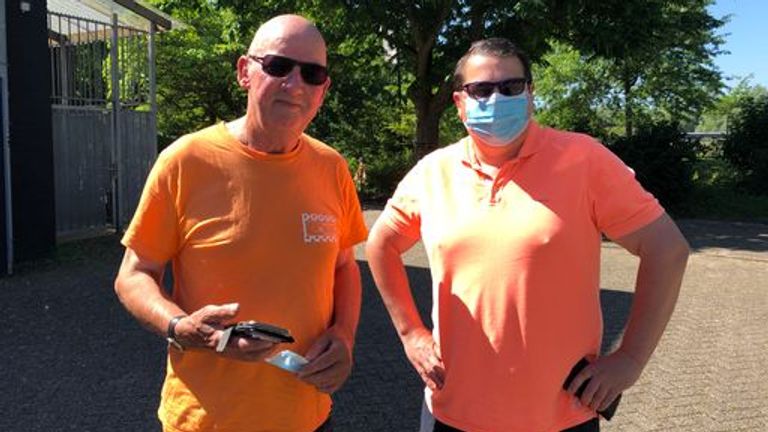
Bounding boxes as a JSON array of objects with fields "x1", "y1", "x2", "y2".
[
  {"x1": 462, "y1": 78, "x2": 529, "y2": 100},
  {"x1": 247, "y1": 54, "x2": 329, "y2": 86}
]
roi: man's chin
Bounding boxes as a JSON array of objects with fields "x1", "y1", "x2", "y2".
[{"x1": 469, "y1": 133, "x2": 513, "y2": 148}]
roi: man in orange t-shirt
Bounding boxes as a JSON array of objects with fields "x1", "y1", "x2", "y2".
[
  {"x1": 114, "y1": 15, "x2": 367, "y2": 432},
  {"x1": 366, "y1": 38, "x2": 689, "y2": 432}
]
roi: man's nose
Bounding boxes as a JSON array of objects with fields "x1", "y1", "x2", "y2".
[{"x1": 281, "y1": 65, "x2": 305, "y2": 89}]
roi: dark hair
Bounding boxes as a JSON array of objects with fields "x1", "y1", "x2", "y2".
[{"x1": 453, "y1": 38, "x2": 532, "y2": 88}]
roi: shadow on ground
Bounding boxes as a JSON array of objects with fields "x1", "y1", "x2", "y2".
[
  {"x1": 0, "y1": 234, "x2": 635, "y2": 432},
  {"x1": 676, "y1": 220, "x2": 768, "y2": 253},
  {"x1": 364, "y1": 203, "x2": 768, "y2": 255}
]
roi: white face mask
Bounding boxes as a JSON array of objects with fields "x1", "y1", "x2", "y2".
[{"x1": 463, "y1": 92, "x2": 530, "y2": 147}]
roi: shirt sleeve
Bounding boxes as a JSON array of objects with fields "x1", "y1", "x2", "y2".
[
  {"x1": 337, "y1": 160, "x2": 369, "y2": 249},
  {"x1": 121, "y1": 148, "x2": 181, "y2": 263},
  {"x1": 588, "y1": 142, "x2": 665, "y2": 240},
  {"x1": 377, "y1": 160, "x2": 424, "y2": 240}
]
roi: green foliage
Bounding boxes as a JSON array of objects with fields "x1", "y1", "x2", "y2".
[
  {"x1": 148, "y1": 0, "x2": 248, "y2": 149},
  {"x1": 550, "y1": 0, "x2": 725, "y2": 135},
  {"x1": 697, "y1": 77, "x2": 768, "y2": 132},
  {"x1": 338, "y1": 0, "x2": 558, "y2": 156},
  {"x1": 608, "y1": 121, "x2": 699, "y2": 214},
  {"x1": 145, "y1": 0, "x2": 742, "y2": 212},
  {"x1": 722, "y1": 93, "x2": 768, "y2": 194},
  {"x1": 352, "y1": 147, "x2": 413, "y2": 202},
  {"x1": 533, "y1": 40, "x2": 616, "y2": 139}
]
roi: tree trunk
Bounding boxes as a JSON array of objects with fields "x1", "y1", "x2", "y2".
[
  {"x1": 414, "y1": 106, "x2": 441, "y2": 159},
  {"x1": 404, "y1": 1, "x2": 456, "y2": 159},
  {"x1": 623, "y1": 69, "x2": 634, "y2": 137}
]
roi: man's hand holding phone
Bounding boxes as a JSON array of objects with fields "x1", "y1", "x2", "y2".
[{"x1": 215, "y1": 319, "x2": 295, "y2": 362}]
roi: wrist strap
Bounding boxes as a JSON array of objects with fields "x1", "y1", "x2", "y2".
[{"x1": 166, "y1": 315, "x2": 187, "y2": 351}]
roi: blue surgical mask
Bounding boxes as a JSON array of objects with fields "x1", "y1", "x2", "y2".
[{"x1": 463, "y1": 92, "x2": 530, "y2": 147}]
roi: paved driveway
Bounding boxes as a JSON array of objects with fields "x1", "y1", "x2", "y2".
[{"x1": 1, "y1": 211, "x2": 765, "y2": 431}]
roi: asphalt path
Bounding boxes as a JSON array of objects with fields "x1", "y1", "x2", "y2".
[{"x1": 1, "y1": 211, "x2": 766, "y2": 431}]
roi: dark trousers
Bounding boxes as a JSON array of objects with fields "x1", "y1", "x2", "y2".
[{"x1": 434, "y1": 417, "x2": 599, "y2": 432}]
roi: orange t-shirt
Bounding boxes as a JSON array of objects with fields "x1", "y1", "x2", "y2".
[
  {"x1": 380, "y1": 121, "x2": 663, "y2": 432},
  {"x1": 122, "y1": 123, "x2": 368, "y2": 432}
]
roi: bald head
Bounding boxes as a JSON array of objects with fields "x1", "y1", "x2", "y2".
[{"x1": 248, "y1": 14, "x2": 327, "y2": 65}]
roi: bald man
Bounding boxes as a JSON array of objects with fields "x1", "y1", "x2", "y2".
[{"x1": 114, "y1": 15, "x2": 367, "y2": 432}]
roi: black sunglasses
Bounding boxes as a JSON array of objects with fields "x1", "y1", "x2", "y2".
[
  {"x1": 462, "y1": 78, "x2": 529, "y2": 100},
  {"x1": 247, "y1": 54, "x2": 329, "y2": 86}
]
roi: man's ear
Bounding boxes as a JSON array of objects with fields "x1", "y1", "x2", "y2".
[
  {"x1": 236, "y1": 56, "x2": 251, "y2": 88},
  {"x1": 321, "y1": 77, "x2": 331, "y2": 101},
  {"x1": 527, "y1": 82, "x2": 535, "y2": 114},
  {"x1": 453, "y1": 91, "x2": 466, "y2": 120}
]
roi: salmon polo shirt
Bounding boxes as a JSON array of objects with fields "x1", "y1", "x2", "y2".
[{"x1": 379, "y1": 121, "x2": 664, "y2": 432}]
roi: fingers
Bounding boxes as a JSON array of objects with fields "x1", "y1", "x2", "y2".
[
  {"x1": 298, "y1": 333, "x2": 352, "y2": 394},
  {"x1": 565, "y1": 352, "x2": 643, "y2": 413},
  {"x1": 195, "y1": 303, "x2": 240, "y2": 325},
  {"x1": 566, "y1": 362, "x2": 593, "y2": 396},
  {"x1": 222, "y1": 336, "x2": 279, "y2": 362},
  {"x1": 598, "y1": 389, "x2": 621, "y2": 412},
  {"x1": 417, "y1": 361, "x2": 445, "y2": 391},
  {"x1": 174, "y1": 303, "x2": 240, "y2": 349},
  {"x1": 404, "y1": 330, "x2": 445, "y2": 391},
  {"x1": 304, "y1": 333, "x2": 331, "y2": 363},
  {"x1": 418, "y1": 340, "x2": 445, "y2": 390}
]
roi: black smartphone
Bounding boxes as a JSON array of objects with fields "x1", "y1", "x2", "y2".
[
  {"x1": 231, "y1": 320, "x2": 295, "y2": 343},
  {"x1": 563, "y1": 357, "x2": 622, "y2": 421}
]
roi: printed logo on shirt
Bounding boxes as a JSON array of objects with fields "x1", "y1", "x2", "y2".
[{"x1": 302, "y1": 212, "x2": 338, "y2": 243}]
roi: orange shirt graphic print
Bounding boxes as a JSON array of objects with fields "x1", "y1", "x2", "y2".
[{"x1": 302, "y1": 212, "x2": 338, "y2": 243}]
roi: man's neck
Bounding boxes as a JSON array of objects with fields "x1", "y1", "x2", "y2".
[{"x1": 227, "y1": 116, "x2": 301, "y2": 154}]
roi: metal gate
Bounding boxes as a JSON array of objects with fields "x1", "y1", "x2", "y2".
[{"x1": 47, "y1": 7, "x2": 157, "y2": 239}]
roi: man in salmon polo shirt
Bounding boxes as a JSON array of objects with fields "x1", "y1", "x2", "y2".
[
  {"x1": 114, "y1": 15, "x2": 367, "y2": 432},
  {"x1": 366, "y1": 38, "x2": 690, "y2": 432}
]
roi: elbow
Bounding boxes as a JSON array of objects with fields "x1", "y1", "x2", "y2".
[
  {"x1": 640, "y1": 229, "x2": 690, "y2": 269},
  {"x1": 658, "y1": 234, "x2": 690, "y2": 273},
  {"x1": 114, "y1": 272, "x2": 127, "y2": 300},
  {"x1": 673, "y1": 235, "x2": 691, "y2": 264}
]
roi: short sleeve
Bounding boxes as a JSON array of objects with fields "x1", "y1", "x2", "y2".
[
  {"x1": 337, "y1": 160, "x2": 368, "y2": 249},
  {"x1": 588, "y1": 142, "x2": 664, "y2": 239},
  {"x1": 121, "y1": 149, "x2": 181, "y2": 263},
  {"x1": 378, "y1": 160, "x2": 424, "y2": 240}
]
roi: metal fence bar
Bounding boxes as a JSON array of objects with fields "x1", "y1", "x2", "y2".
[{"x1": 47, "y1": 9, "x2": 156, "y2": 238}]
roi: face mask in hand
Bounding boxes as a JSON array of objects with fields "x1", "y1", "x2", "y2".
[{"x1": 463, "y1": 92, "x2": 530, "y2": 147}]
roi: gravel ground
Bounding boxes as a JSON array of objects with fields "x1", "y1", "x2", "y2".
[{"x1": 1, "y1": 213, "x2": 765, "y2": 431}]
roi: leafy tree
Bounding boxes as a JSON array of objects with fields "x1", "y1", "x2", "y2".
[
  {"x1": 147, "y1": 0, "x2": 729, "y2": 201},
  {"x1": 336, "y1": 0, "x2": 556, "y2": 157},
  {"x1": 553, "y1": 0, "x2": 725, "y2": 136},
  {"x1": 608, "y1": 121, "x2": 699, "y2": 214},
  {"x1": 532, "y1": 40, "x2": 616, "y2": 138},
  {"x1": 697, "y1": 77, "x2": 768, "y2": 132},
  {"x1": 722, "y1": 92, "x2": 768, "y2": 194},
  {"x1": 148, "y1": 0, "x2": 247, "y2": 149}
]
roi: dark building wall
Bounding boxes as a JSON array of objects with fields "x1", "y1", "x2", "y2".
[
  {"x1": 0, "y1": 75, "x2": 6, "y2": 274},
  {"x1": 6, "y1": 0, "x2": 55, "y2": 262}
]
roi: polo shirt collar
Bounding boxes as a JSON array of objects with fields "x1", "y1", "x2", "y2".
[{"x1": 461, "y1": 120, "x2": 544, "y2": 170}]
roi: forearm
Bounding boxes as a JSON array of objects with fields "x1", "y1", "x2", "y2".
[
  {"x1": 114, "y1": 251, "x2": 182, "y2": 337},
  {"x1": 366, "y1": 241, "x2": 426, "y2": 340},
  {"x1": 619, "y1": 241, "x2": 688, "y2": 366},
  {"x1": 331, "y1": 249, "x2": 362, "y2": 345}
]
